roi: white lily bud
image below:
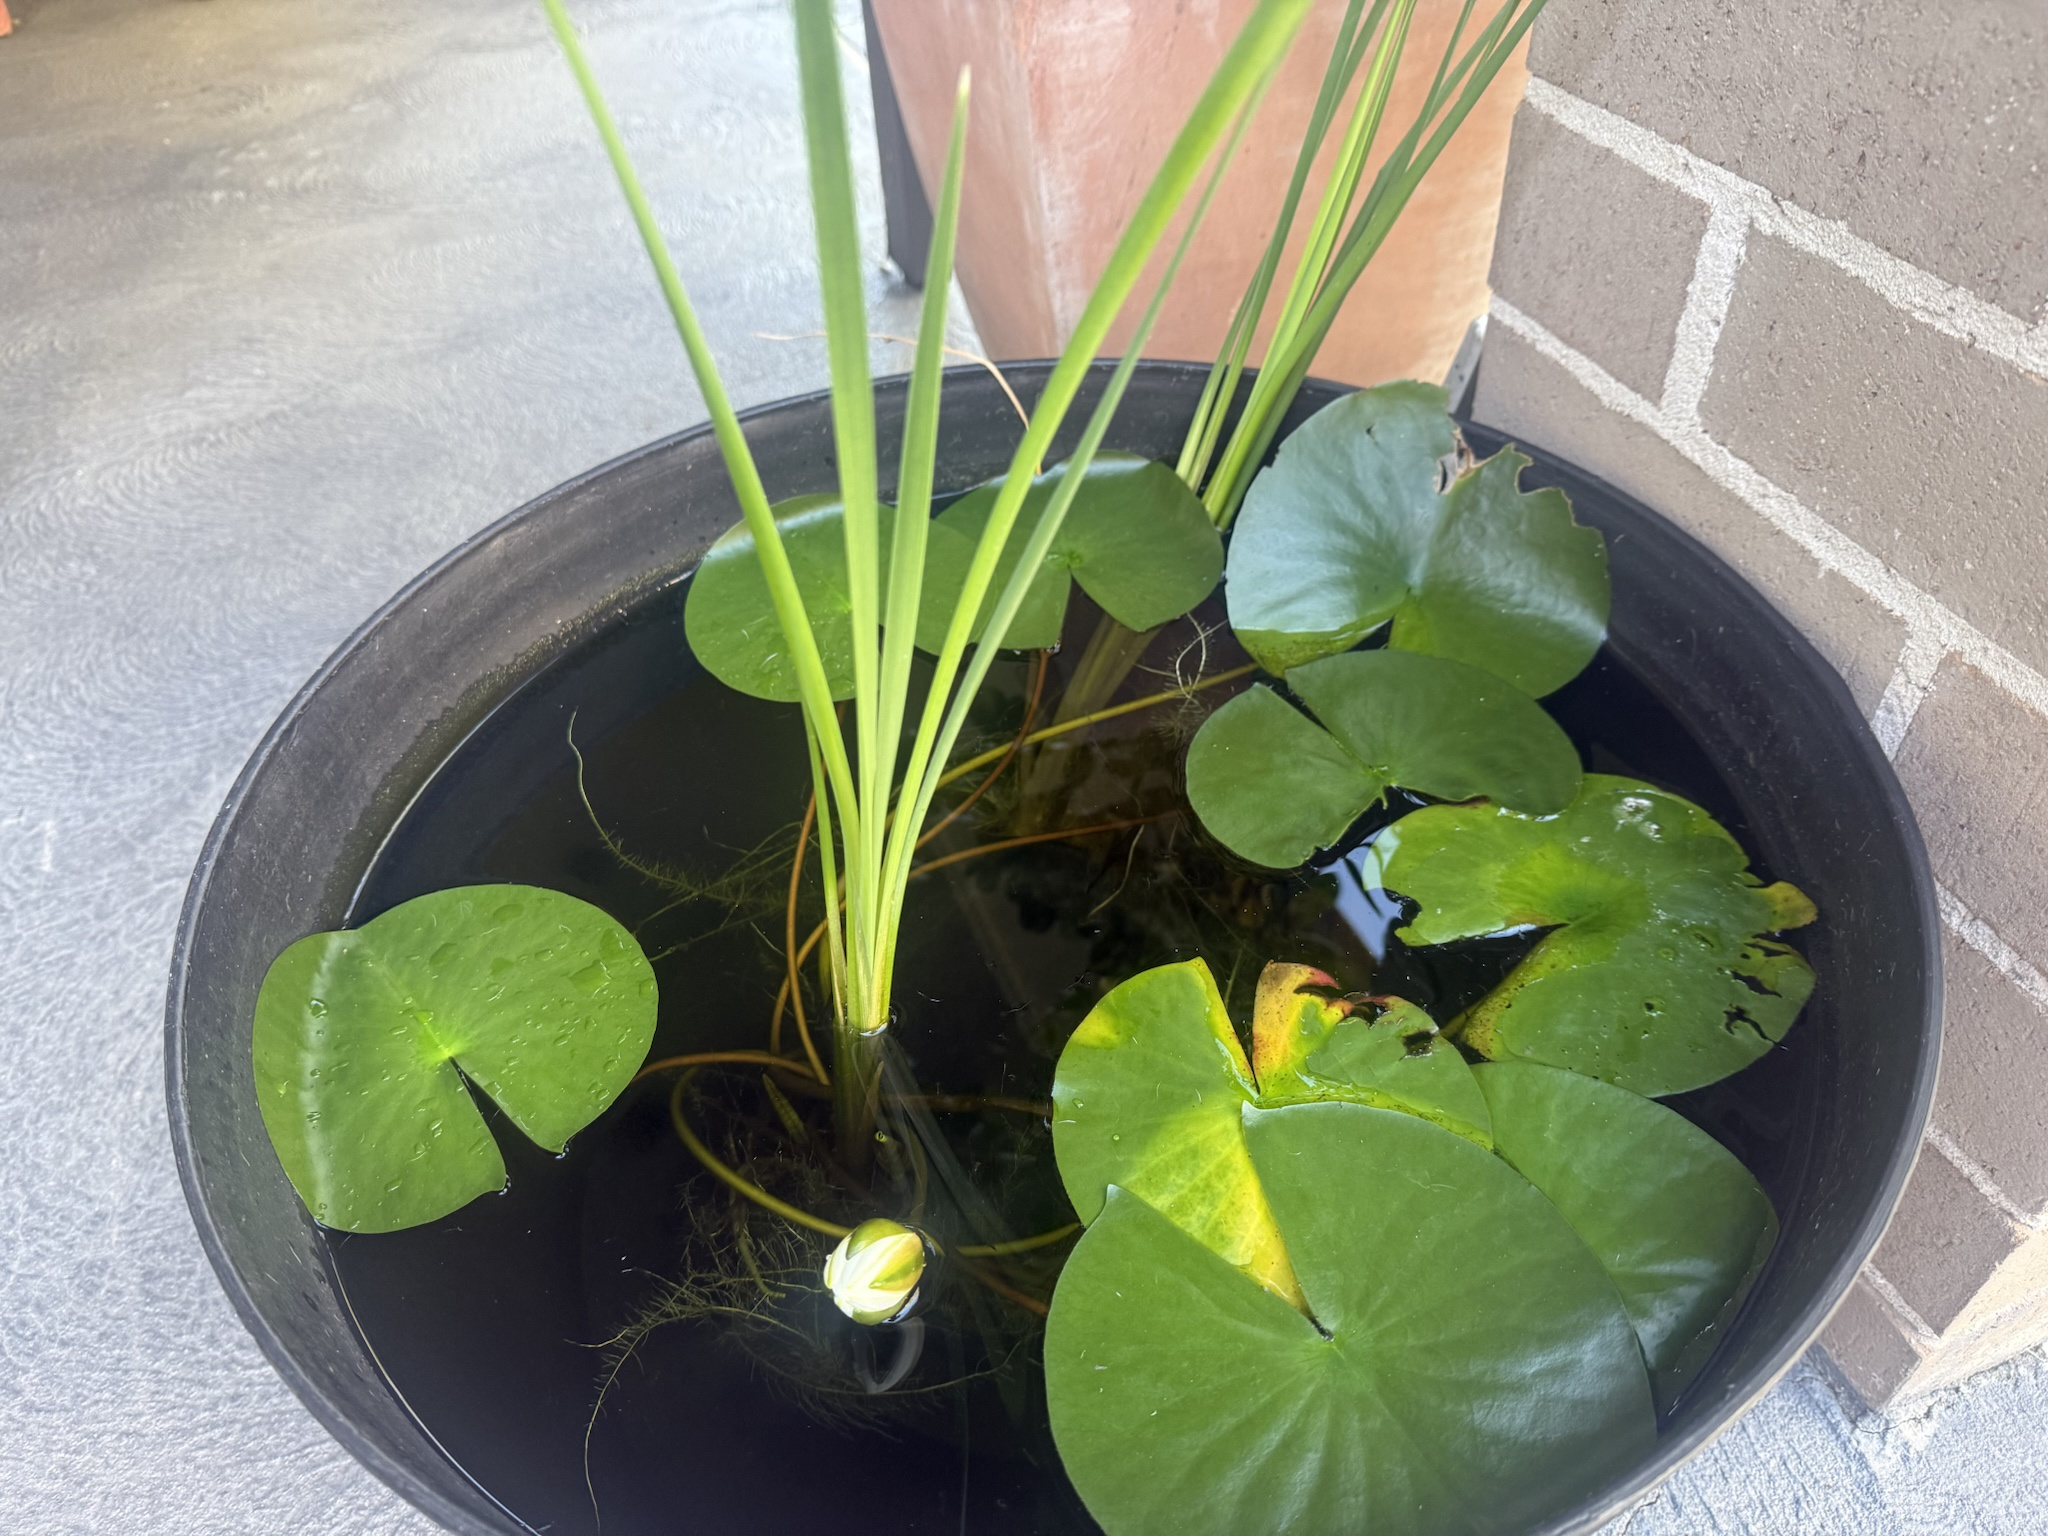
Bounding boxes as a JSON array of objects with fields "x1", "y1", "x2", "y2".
[{"x1": 823, "y1": 1218, "x2": 929, "y2": 1326}]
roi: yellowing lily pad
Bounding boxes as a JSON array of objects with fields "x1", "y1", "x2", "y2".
[
  {"x1": 1051, "y1": 959, "x2": 1301, "y2": 1306},
  {"x1": 1249, "y1": 963, "x2": 1490, "y2": 1146},
  {"x1": 1044, "y1": 1102, "x2": 1655, "y2": 1536}
]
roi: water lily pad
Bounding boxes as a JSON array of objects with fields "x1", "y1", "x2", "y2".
[
  {"x1": 916, "y1": 453, "x2": 1223, "y2": 651},
  {"x1": 1250, "y1": 964, "x2": 1490, "y2": 1146},
  {"x1": 683, "y1": 495, "x2": 896, "y2": 702},
  {"x1": 1052, "y1": 959, "x2": 1301, "y2": 1305},
  {"x1": 253, "y1": 885, "x2": 658, "y2": 1233},
  {"x1": 1184, "y1": 650, "x2": 1583, "y2": 868},
  {"x1": 1045, "y1": 1102, "x2": 1655, "y2": 1536},
  {"x1": 1369, "y1": 775, "x2": 1817, "y2": 1096},
  {"x1": 1475, "y1": 1062, "x2": 1778, "y2": 1412},
  {"x1": 1225, "y1": 382, "x2": 1609, "y2": 693}
]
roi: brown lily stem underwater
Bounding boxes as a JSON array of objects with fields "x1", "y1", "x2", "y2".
[{"x1": 633, "y1": 654, "x2": 1251, "y2": 1315}]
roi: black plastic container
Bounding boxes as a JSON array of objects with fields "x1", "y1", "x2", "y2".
[{"x1": 166, "y1": 362, "x2": 1940, "y2": 1535}]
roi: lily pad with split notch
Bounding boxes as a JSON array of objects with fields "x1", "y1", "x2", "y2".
[
  {"x1": 1368, "y1": 775, "x2": 1818, "y2": 1096},
  {"x1": 1224, "y1": 382, "x2": 1609, "y2": 692},
  {"x1": 1184, "y1": 649, "x2": 1582, "y2": 868},
  {"x1": 1044, "y1": 1101, "x2": 1655, "y2": 1536},
  {"x1": 252, "y1": 884, "x2": 658, "y2": 1233}
]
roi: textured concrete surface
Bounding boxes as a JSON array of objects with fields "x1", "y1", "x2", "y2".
[{"x1": 6, "y1": 0, "x2": 2048, "y2": 1531}]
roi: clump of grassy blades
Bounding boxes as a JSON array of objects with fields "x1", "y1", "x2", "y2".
[
  {"x1": 542, "y1": 0, "x2": 1326, "y2": 1168},
  {"x1": 541, "y1": 0, "x2": 1546, "y2": 1334}
]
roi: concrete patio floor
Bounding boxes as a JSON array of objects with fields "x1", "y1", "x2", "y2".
[{"x1": 3, "y1": 0, "x2": 2046, "y2": 1531}]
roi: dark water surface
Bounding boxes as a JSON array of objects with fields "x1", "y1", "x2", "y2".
[{"x1": 334, "y1": 575, "x2": 1813, "y2": 1536}]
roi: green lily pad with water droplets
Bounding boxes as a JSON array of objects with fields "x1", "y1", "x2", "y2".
[
  {"x1": 1368, "y1": 775, "x2": 1817, "y2": 1096},
  {"x1": 253, "y1": 884, "x2": 658, "y2": 1233}
]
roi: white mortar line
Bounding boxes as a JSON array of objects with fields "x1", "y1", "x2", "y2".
[
  {"x1": 1486, "y1": 296, "x2": 2048, "y2": 730},
  {"x1": 1659, "y1": 204, "x2": 1749, "y2": 426},
  {"x1": 1525, "y1": 78, "x2": 2048, "y2": 381},
  {"x1": 1861, "y1": 1263, "x2": 1943, "y2": 1351},
  {"x1": 1936, "y1": 882, "x2": 2048, "y2": 1016},
  {"x1": 1869, "y1": 630, "x2": 1951, "y2": 760},
  {"x1": 1936, "y1": 1272, "x2": 2048, "y2": 1353},
  {"x1": 1924, "y1": 1124, "x2": 2047, "y2": 1234}
]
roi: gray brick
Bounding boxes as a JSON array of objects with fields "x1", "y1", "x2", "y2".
[
  {"x1": 1820, "y1": 1277, "x2": 1925, "y2": 1407},
  {"x1": 1489, "y1": 108, "x2": 1711, "y2": 402},
  {"x1": 1474, "y1": 324, "x2": 1908, "y2": 713},
  {"x1": 1700, "y1": 233, "x2": 2048, "y2": 679},
  {"x1": 1529, "y1": 0, "x2": 2048, "y2": 320},
  {"x1": 1869, "y1": 1140, "x2": 2026, "y2": 1334},
  {"x1": 1934, "y1": 932, "x2": 2048, "y2": 1216},
  {"x1": 1895, "y1": 661, "x2": 2048, "y2": 976}
]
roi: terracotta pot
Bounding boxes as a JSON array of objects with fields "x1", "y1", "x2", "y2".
[{"x1": 868, "y1": 0, "x2": 1525, "y2": 385}]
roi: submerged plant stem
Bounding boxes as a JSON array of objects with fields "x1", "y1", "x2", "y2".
[
  {"x1": 670, "y1": 1072, "x2": 851, "y2": 1238},
  {"x1": 633, "y1": 1050, "x2": 822, "y2": 1087},
  {"x1": 935, "y1": 665, "x2": 1257, "y2": 792},
  {"x1": 774, "y1": 791, "x2": 828, "y2": 1080},
  {"x1": 919, "y1": 650, "x2": 1050, "y2": 850},
  {"x1": 1011, "y1": 613, "x2": 1164, "y2": 830},
  {"x1": 668, "y1": 1072, "x2": 1081, "y2": 1261},
  {"x1": 957, "y1": 1259, "x2": 1052, "y2": 1317}
]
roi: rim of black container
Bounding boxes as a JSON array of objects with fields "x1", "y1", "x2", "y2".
[{"x1": 164, "y1": 362, "x2": 1943, "y2": 1536}]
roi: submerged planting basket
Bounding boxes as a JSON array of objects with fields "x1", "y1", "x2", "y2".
[{"x1": 166, "y1": 362, "x2": 1940, "y2": 1535}]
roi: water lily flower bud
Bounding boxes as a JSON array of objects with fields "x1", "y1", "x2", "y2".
[{"x1": 823, "y1": 1218, "x2": 928, "y2": 1326}]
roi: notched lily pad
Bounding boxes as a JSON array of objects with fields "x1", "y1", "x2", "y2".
[
  {"x1": 1368, "y1": 775, "x2": 1817, "y2": 1096},
  {"x1": 1250, "y1": 963, "x2": 1490, "y2": 1146},
  {"x1": 1476, "y1": 1062, "x2": 1778, "y2": 1412},
  {"x1": 683, "y1": 495, "x2": 898, "y2": 702},
  {"x1": 917, "y1": 453, "x2": 1223, "y2": 651},
  {"x1": 253, "y1": 884, "x2": 658, "y2": 1233},
  {"x1": 1184, "y1": 649, "x2": 1582, "y2": 868},
  {"x1": 1225, "y1": 381, "x2": 1609, "y2": 693},
  {"x1": 1045, "y1": 1102, "x2": 1655, "y2": 1536}
]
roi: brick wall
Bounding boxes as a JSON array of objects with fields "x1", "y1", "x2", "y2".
[{"x1": 1471, "y1": 0, "x2": 2048, "y2": 1406}]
